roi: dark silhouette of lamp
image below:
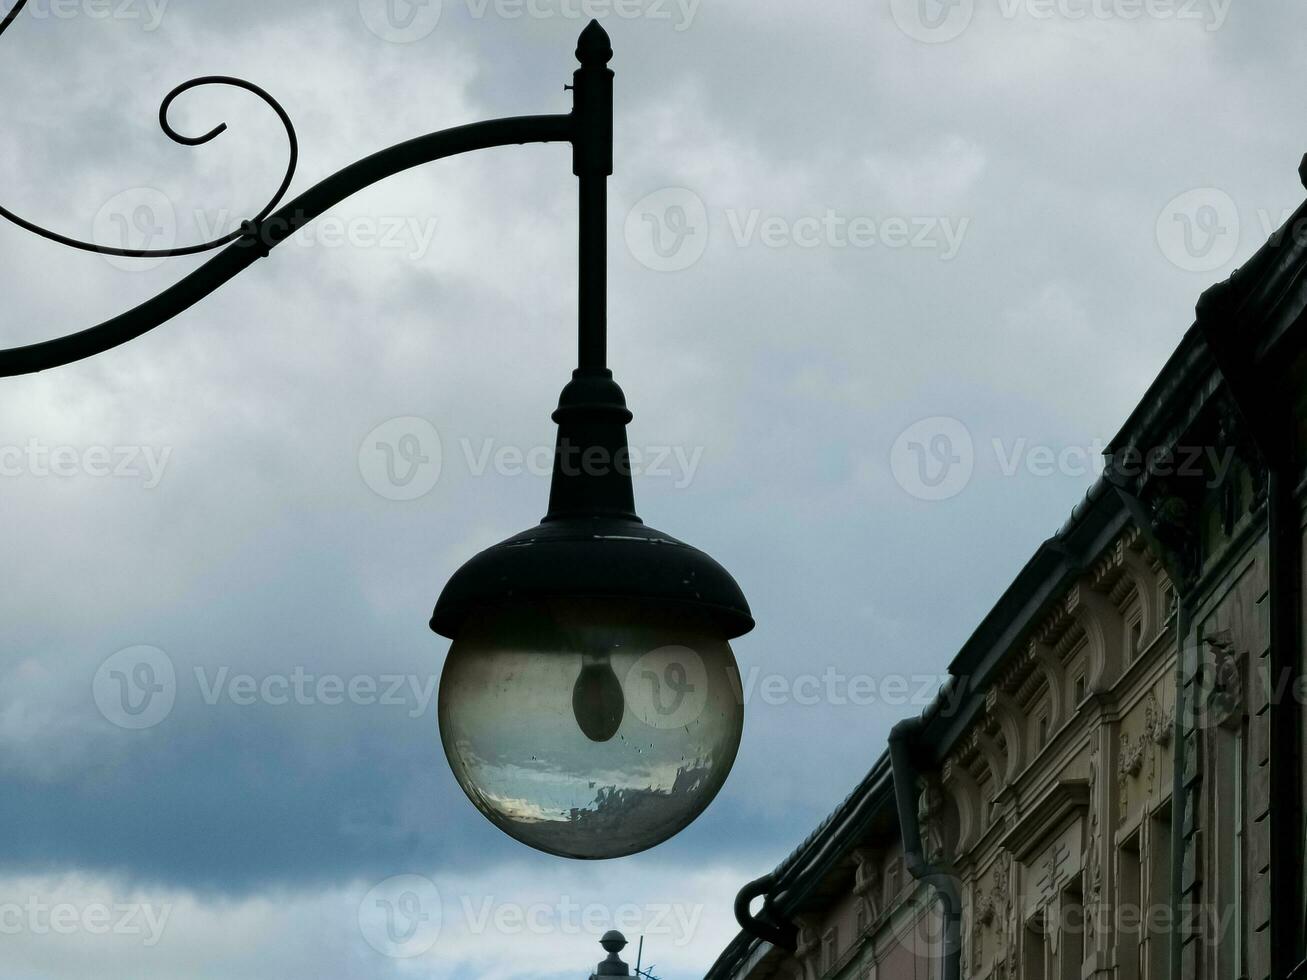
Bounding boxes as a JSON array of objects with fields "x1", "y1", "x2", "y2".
[{"x1": 0, "y1": 12, "x2": 753, "y2": 861}]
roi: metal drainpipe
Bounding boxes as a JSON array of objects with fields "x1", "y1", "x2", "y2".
[
  {"x1": 733, "y1": 873, "x2": 797, "y2": 953},
  {"x1": 889, "y1": 715, "x2": 961, "y2": 980},
  {"x1": 1265, "y1": 466, "x2": 1305, "y2": 979},
  {"x1": 1169, "y1": 599, "x2": 1191, "y2": 980}
]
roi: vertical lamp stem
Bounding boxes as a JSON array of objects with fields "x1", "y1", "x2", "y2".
[
  {"x1": 573, "y1": 20, "x2": 614, "y2": 372},
  {"x1": 544, "y1": 20, "x2": 635, "y2": 524}
]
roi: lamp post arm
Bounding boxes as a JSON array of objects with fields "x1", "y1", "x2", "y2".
[
  {"x1": 0, "y1": 8, "x2": 616, "y2": 379},
  {"x1": 0, "y1": 112, "x2": 573, "y2": 378}
]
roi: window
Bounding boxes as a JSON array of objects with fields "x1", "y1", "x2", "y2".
[
  {"x1": 1147, "y1": 805, "x2": 1173, "y2": 980},
  {"x1": 1037, "y1": 710, "x2": 1050, "y2": 750},
  {"x1": 1071, "y1": 674, "x2": 1092, "y2": 710},
  {"x1": 1118, "y1": 833, "x2": 1143, "y2": 980},
  {"x1": 1023, "y1": 917, "x2": 1047, "y2": 980},
  {"x1": 855, "y1": 899, "x2": 868, "y2": 936},
  {"x1": 1129, "y1": 618, "x2": 1144, "y2": 661},
  {"x1": 823, "y1": 927, "x2": 839, "y2": 974},
  {"x1": 1059, "y1": 878, "x2": 1085, "y2": 980},
  {"x1": 1067, "y1": 642, "x2": 1090, "y2": 711},
  {"x1": 1214, "y1": 719, "x2": 1247, "y2": 980}
]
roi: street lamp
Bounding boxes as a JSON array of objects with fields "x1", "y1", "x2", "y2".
[{"x1": 0, "y1": 8, "x2": 753, "y2": 859}]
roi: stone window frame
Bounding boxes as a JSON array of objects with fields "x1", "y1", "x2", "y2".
[
  {"x1": 1122, "y1": 590, "x2": 1145, "y2": 666},
  {"x1": 822, "y1": 926, "x2": 839, "y2": 976},
  {"x1": 1072, "y1": 670, "x2": 1088, "y2": 708}
]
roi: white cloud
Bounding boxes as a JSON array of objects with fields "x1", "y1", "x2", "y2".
[{"x1": 0, "y1": 865, "x2": 747, "y2": 980}]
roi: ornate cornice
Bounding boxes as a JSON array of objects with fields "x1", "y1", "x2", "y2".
[{"x1": 998, "y1": 780, "x2": 1089, "y2": 863}]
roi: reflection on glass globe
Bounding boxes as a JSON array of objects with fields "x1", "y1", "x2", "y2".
[{"x1": 438, "y1": 598, "x2": 743, "y2": 859}]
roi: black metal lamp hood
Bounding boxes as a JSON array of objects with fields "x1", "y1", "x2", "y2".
[{"x1": 430, "y1": 367, "x2": 755, "y2": 641}]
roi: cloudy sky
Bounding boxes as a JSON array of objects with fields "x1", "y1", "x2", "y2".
[{"x1": 2, "y1": 0, "x2": 1306, "y2": 977}]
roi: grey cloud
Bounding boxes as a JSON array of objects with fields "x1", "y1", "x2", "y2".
[{"x1": 2, "y1": 1, "x2": 1305, "y2": 976}]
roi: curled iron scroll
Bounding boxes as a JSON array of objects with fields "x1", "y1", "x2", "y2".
[
  {"x1": 0, "y1": 0, "x2": 298, "y2": 257},
  {"x1": 0, "y1": 0, "x2": 574, "y2": 377}
]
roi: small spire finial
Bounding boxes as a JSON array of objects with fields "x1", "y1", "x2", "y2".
[
  {"x1": 600, "y1": 930, "x2": 627, "y2": 954},
  {"x1": 593, "y1": 931, "x2": 630, "y2": 976},
  {"x1": 576, "y1": 19, "x2": 613, "y2": 67}
]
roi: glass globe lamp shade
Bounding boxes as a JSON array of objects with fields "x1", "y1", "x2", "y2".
[
  {"x1": 431, "y1": 515, "x2": 753, "y2": 859},
  {"x1": 438, "y1": 597, "x2": 743, "y2": 859}
]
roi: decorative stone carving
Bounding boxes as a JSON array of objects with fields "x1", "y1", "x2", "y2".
[
  {"x1": 1118, "y1": 732, "x2": 1145, "y2": 825},
  {"x1": 1114, "y1": 688, "x2": 1175, "y2": 826},
  {"x1": 1029, "y1": 639, "x2": 1067, "y2": 729},
  {"x1": 971, "y1": 910, "x2": 984, "y2": 974},
  {"x1": 1145, "y1": 479, "x2": 1200, "y2": 590},
  {"x1": 985, "y1": 688, "x2": 1027, "y2": 783},
  {"x1": 1119, "y1": 733, "x2": 1145, "y2": 778},
  {"x1": 793, "y1": 915, "x2": 820, "y2": 980},
  {"x1": 993, "y1": 853, "x2": 1010, "y2": 902},
  {"x1": 1204, "y1": 631, "x2": 1244, "y2": 731},
  {"x1": 851, "y1": 848, "x2": 881, "y2": 922},
  {"x1": 1066, "y1": 582, "x2": 1126, "y2": 695},
  {"x1": 956, "y1": 726, "x2": 1008, "y2": 801},
  {"x1": 941, "y1": 758, "x2": 984, "y2": 854},
  {"x1": 986, "y1": 851, "x2": 1014, "y2": 966},
  {"x1": 1082, "y1": 745, "x2": 1102, "y2": 946},
  {"x1": 918, "y1": 777, "x2": 947, "y2": 865},
  {"x1": 1144, "y1": 690, "x2": 1174, "y2": 746}
]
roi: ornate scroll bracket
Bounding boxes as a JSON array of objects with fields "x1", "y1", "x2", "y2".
[
  {"x1": 2, "y1": 1, "x2": 298, "y2": 258},
  {"x1": 0, "y1": 1, "x2": 580, "y2": 377},
  {"x1": 0, "y1": 75, "x2": 299, "y2": 258}
]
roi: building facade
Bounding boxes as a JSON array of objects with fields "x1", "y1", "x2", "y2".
[{"x1": 706, "y1": 176, "x2": 1307, "y2": 980}]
